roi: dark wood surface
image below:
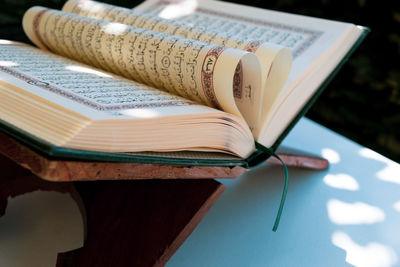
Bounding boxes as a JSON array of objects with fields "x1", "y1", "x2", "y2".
[
  {"x1": 56, "y1": 179, "x2": 224, "y2": 267},
  {"x1": 266, "y1": 152, "x2": 329, "y2": 170}
]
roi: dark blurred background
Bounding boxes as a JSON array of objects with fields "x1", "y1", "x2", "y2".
[{"x1": 1, "y1": 0, "x2": 399, "y2": 162}]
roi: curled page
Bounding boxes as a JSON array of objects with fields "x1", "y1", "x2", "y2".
[
  {"x1": 22, "y1": 6, "x2": 262, "y2": 130},
  {"x1": 62, "y1": 0, "x2": 292, "y2": 137}
]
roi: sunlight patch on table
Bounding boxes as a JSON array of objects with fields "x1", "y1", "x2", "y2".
[
  {"x1": 327, "y1": 199, "x2": 385, "y2": 225},
  {"x1": 332, "y1": 231, "x2": 398, "y2": 267},
  {"x1": 323, "y1": 173, "x2": 359, "y2": 191},
  {"x1": 321, "y1": 148, "x2": 340, "y2": 164},
  {"x1": 376, "y1": 165, "x2": 400, "y2": 185},
  {"x1": 359, "y1": 148, "x2": 400, "y2": 185},
  {"x1": 393, "y1": 201, "x2": 400, "y2": 212}
]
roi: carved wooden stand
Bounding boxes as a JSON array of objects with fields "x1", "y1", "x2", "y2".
[
  {"x1": 0, "y1": 131, "x2": 239, "y2": 267},
  {"x1": 0, "y1": 131, "x2": 328, "y2": 266}
]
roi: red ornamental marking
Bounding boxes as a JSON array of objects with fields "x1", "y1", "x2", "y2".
[
  {"x1": 243, "y1": 40, "x2": 262, "y2": 53},
  {"x1": 232, "y1": 61, "x2": 243, "y2": 99},
  {"x1": 32, "y1": 9, "x2": 52, "y2": 52},
  {"x1": 201, "y1": 46, "x2": 225, "y2": 109}
]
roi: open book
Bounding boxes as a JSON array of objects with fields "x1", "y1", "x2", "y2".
[{"x1": 0, "y1": 0, "x2": 367, "y2": 167}]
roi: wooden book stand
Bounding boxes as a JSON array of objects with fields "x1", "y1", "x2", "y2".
[{"x1": 0, "y1": 130, "x2": 327, "y2": 266}]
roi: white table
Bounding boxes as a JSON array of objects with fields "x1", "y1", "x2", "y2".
[
  {"x1": 1, "y1": 118, "x2": 399, "y2": 267},
  {"x1": 167, "y1": 118, "x2": 400, "y2": 267}
]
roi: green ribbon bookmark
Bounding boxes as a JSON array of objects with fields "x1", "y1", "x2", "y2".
[{"x1": 255, "y1": 142, "x2": 289, "y2": 232}]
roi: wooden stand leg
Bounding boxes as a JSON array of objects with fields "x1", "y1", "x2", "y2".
[
  {"x1": 56, "y1": 179, "x2": 225, "y2": 267},
  {"x1": 0, "y1": 153, "x2": 225, "y2": 267}
]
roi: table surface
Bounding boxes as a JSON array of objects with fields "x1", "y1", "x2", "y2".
[
  {"x1": 167, "y1": 118, "x2": 400, "y2": 267},
  {"x1": 1, "y1": 118, "x2": 400, "y2": 267}
]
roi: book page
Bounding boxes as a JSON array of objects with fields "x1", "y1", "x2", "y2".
[
  {"x1": 133, "y1": 0, "x2": 345, "y2": 79},
  {"x1": 134, "y1": 0, "x2": 363, "y2": 146},
  {"x1": 0, "y1": 40, "x2": 198, "y2": 120},
  {"x1": 63, "y1": 0, "x2": 292, "y2": 137},
  {"x1": 22, "y1": 7, "x2": 262, "y2": 131}
]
